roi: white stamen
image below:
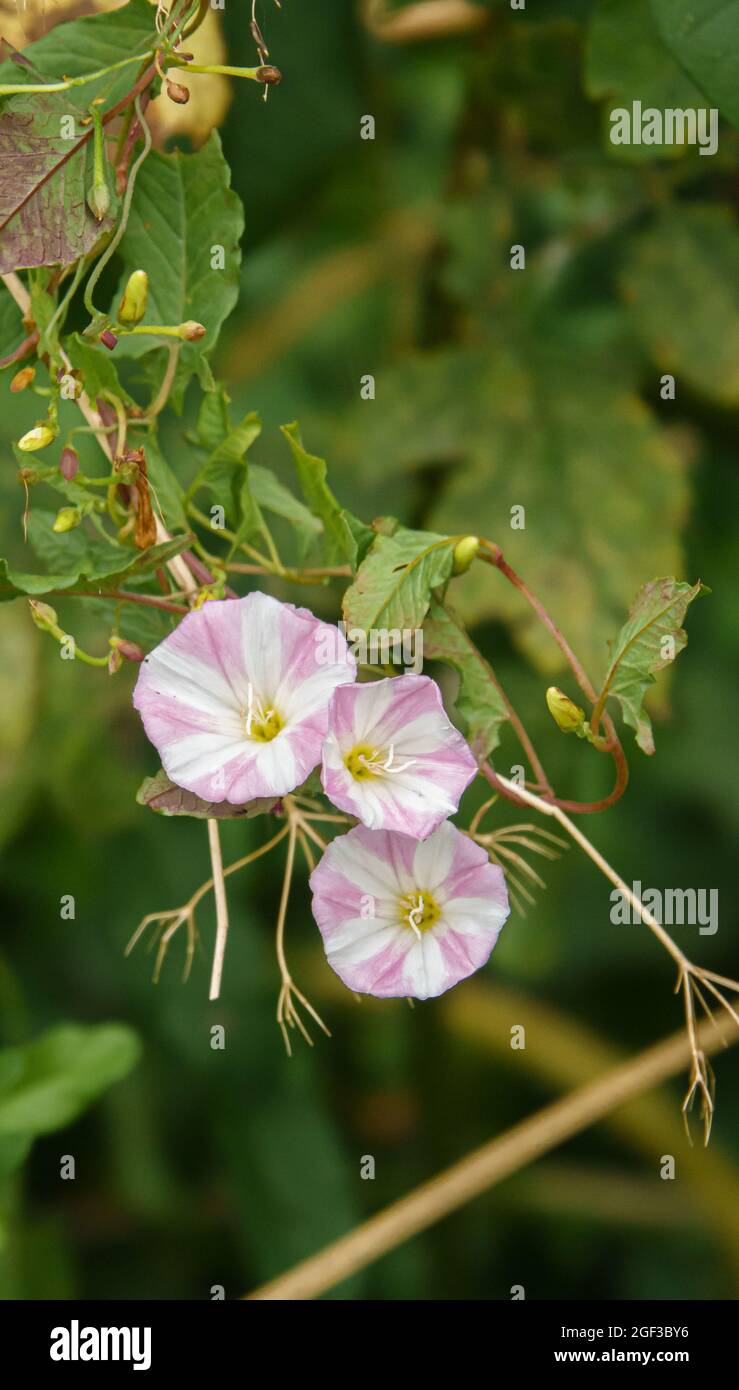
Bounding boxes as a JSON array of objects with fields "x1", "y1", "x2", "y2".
[
  {"x1": 357, "y1": 743, "x2": 417, "y2": 776},
  {"x1": 407, "y1": 894, "x2": 424, "y2": 939},
  {"x1": 244, "y1": 682, "x2": 255, "y2": 736}
]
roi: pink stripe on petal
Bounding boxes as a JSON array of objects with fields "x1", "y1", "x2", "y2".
[{"x1": 310, "y1": 821, "x2": 510, "y2": 1000}]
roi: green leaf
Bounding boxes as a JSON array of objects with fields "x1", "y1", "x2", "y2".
[
  {"x1": 113, "y1": 133, "x2": 244, "y2": 389},
  {"x1": 187, "y1": 410, "x2": 261, "y2": 529},
  {"x1": 0, "y1": 525, "x2": 190, "y2": 601},
  {"x1": 249, "y1": 463, "x2": 322, "y2": 559},
  {"x1": 136, "y1": 770, "x2": 279, "y2": 820},
  {"x1": 144, "y1": 434, "x2": 189, "y2": 534},
  {"x1": 0, "y1": 284, "x2": 23, "y2": 362},
  {"x1": 281, "y1": 422, "x2": 373, "y2": 567},
  {"x1": 598, "y1": 577, "x2": 705, "y2": 754},
  {"x1": 0, "y1": 1024, "x2": 140, "y2": 1137},
  {"x1": 587, "y1": 0, "x2": 704, "y2": 161},
  {"x1": 65, "y1": 334, "x2": 136, "y2": 408},
  {"x1": 620, "y1": 205, "x2": 739, "y2": 406},
  {"x1": 0, "y1": 0, "x2": 159, "y2": 272},
  {"x1": 343, "y1": 523, "x2": 457, "y2": 633},
  {"x1": 650, "y1": 0, "x2": 739, "y2": 131},
  {"x1": 423, "y1": 600, "x2": 509, "y2": 759},
  {"x1": 0, "y1": 0, "x2": 158, "y2": 107},
  {"x1": 0, "y1": 92, "x2": 115, "y2": 273},
  {"x1": 194, "y1": 384, "x2": 231, "y2": 452},
  {"x1": 27, "y1": 509, "x2": 123, "y2": 576}
]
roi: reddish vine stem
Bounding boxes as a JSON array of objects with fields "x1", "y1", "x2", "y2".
[
  {"x1": 0, "y1": 331, "x2": 38, "y2": 368},
  {"x1": 48, "y1": 588, "x2": 188, "y2": 615},
  {"x1": 478, "y1": 539, "x2": 629, "y2": 815}
]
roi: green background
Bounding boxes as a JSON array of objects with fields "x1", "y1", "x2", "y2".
[{"x1": 0, "y1": 0, "x2": 738, "y2": 1299}]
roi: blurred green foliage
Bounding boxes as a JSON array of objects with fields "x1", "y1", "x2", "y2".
[{"x1": 0, "y1": 0, "x2": 738, "y2": 1300}]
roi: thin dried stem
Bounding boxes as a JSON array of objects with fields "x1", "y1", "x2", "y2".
[
  {"x1": 492, "y1": 773, "x2": 739, "y2": 1137},
  {"x1": 207, "y1": 819, "x2": 229, "y2": 1002},
  {"x1": 274, "y1": 816, "x2": 330, "y2": 1054},
  {"x1": 127, "y1": 823, "x2": 289, "y2": 982}
]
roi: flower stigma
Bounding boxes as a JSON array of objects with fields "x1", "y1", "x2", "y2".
[{"x1": 344, "y1": 742, "x2": 416, "y2": 780}]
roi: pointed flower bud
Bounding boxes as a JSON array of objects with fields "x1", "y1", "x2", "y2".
[
  {"x1": 29, "y1": 599, "x2": 59, "y2": 632},
  {"x1": 59, "y1": 447, "x2": 80, "y2": 481},
  {"x1": 10, "y1": 365, "x2": 35, "y2": 393},
  {"x1": 87, "y1": 179, "x2": 110, "y2": 222},
  {"x1": 452, "y1": 535, "x2": 479, "y2": 574},
  {"x1": 52, "y1": 506, "x2": 83, "y2": 534},
  {"x1": 109, "y1": 636, "x2": 145, "y2": 663},
  {"x1": 546, "y1": 686, "x2": 585, "y2": 734},
  {"x1": 18, "y1": 423, "x2": 56, "y2": 452},
  {"x1": 118, "y1": 270, "x2": 149, "y2": 325},
  {"x1": 176, "y1": 320, "x2": 206, "y2": 341}
]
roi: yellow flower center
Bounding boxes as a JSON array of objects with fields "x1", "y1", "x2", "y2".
[
  {"x1": 241, "y1": 684, "x2": 283, "y2": 743},
  {"x1": 345, "y1": 744, "x2": 378, "y2": 779},
  {"x1": 249, "y1": 709, "x2": 283, "y2": 742},
  {"x1": 344, "y1": 742, "x2": 416, "y2": 780},
  {"x1": 398, "y1": 890, "x2": 440, "y2": 936}
]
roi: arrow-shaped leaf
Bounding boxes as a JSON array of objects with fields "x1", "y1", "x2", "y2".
[
  {"x1": 281, "y1": 422, "x2": 372, "y2": 568},
  {"x1": 343, "y1": 523, "x2": 458, "y2": 634},
  {"x1": 0, "y1": 533, "x2": 190, "y2": 602},
  {"x1": 596, "y1": 576, "x2": 705, "y2": 754},
  {"x1": 0, "y1": 92, "x2": 113, "y2": 273}
]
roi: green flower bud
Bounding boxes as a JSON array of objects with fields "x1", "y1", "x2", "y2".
[
  {"x1": 452, "y1": 535, "x2": 479, "y2": 574},
  {"x1": 176, "y1": 320, "x2": 206, "y2": 341},
  {"x1": 28, "y1": 599, "x2": 59, "y2": 632},
  {"x1": 52, "y1": 506, "x2": 83, "y2": 534},
  {"x1": 87, "y1": 179, "x2": 110, "y2": 222},
  {"x1": 546, "y1": 686, "x2": 585, "y2": 734},
  {"x1": 118, "y1": 269, "x2": 149, "y2": 325},
  {"x1": 18, "y1": 423, "x2": 56, "y2": 452}
]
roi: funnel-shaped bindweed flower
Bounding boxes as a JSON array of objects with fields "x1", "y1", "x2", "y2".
[
  {"x1": 133, "y1": 592, "x2": 356, "y2": 803},
  {"x1": 321, "y1": 674, "x2": 477, "y2": 839},
  {"x1": 310, "y1": 821, "x2": 510, "y2": 1000}
]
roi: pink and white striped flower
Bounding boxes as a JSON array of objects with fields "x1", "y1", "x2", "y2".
[
  {"x1": 310, "y1": 821, "x2": 509, "y2": 999},
  {"x1": 321, "y1": 674, "x2": 478, "y2": 839},
  {"x1": 133, "y1": 592, "x2": 355, "y2": 804}
]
